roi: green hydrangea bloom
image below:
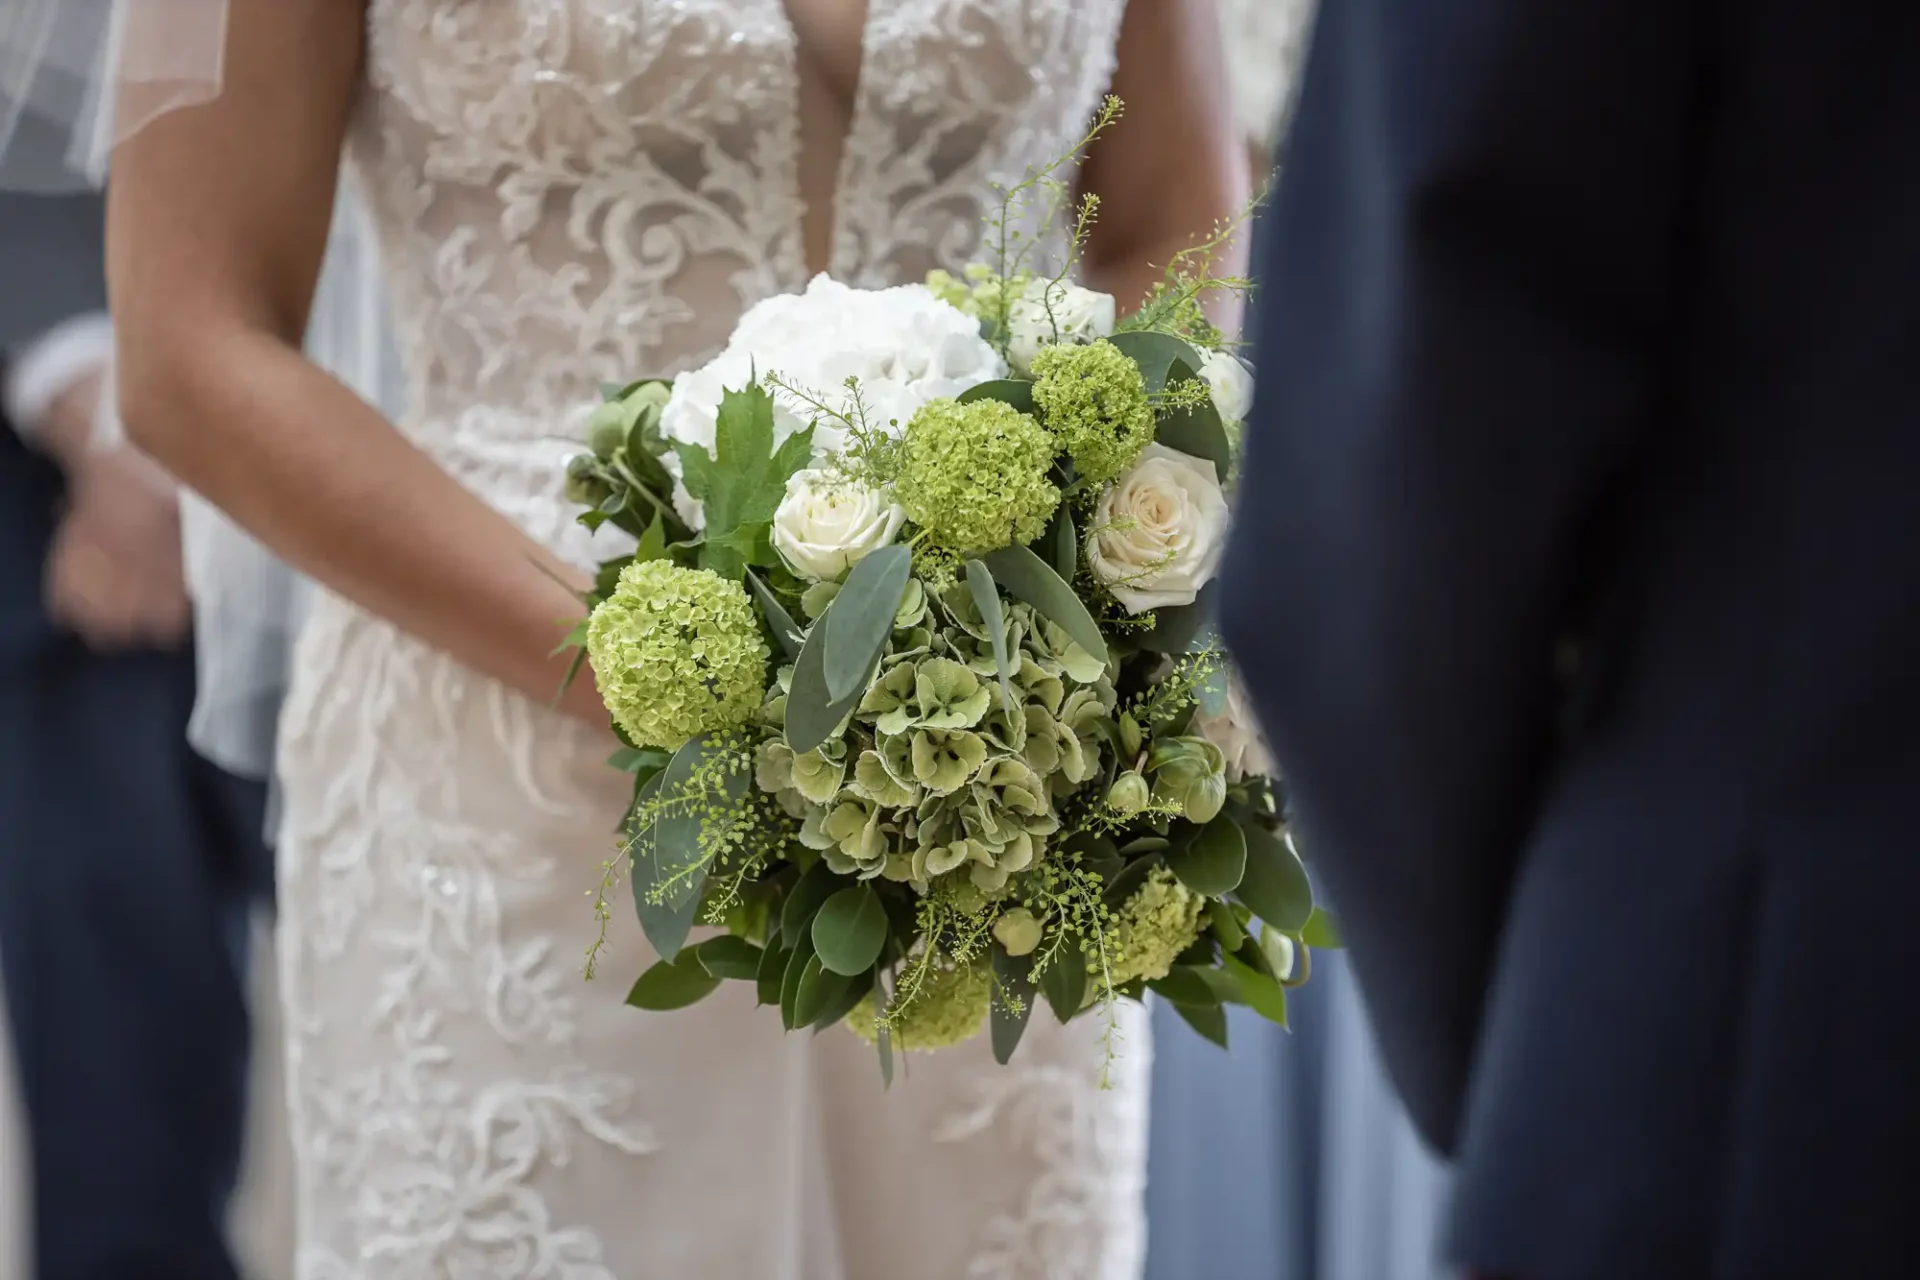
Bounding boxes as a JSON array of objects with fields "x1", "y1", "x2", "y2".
[
  {"x1": 1108, "y1": 865, "x2": 1206, "y2": 987},
  {"x1": 586, "y1": 559, "x2": 769, "y2": 750},
  {"x1": 1029, "y1": 339, "x2": 1155, "y2": 485},
  {"x1": 846, "y1": 958, "x2": 991, "y2": 1052},
  {"x1": 896, "y1": 398, "x2": 1060, "y2": 553}
]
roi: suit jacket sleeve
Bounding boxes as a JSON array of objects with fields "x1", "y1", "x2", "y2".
[{"x1": 1221, "y1": 0, "x2": 1699, "y2": 1153}]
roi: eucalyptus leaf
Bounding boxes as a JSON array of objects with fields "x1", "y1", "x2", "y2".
[
  {"x1": 651, "y1": 733, "x2": 752, "y2": 914},
  {"x1": 790, "y1": 955, "x2": 833, "y2": 1027},
  {"x1": 1300, "y1": 904, "x2": 1344, "y2": 949},
  {"x1": 811, "y1": 884, "x2": 890, "y2": 977},
  {"x1": 1167, "y1": 816, "x2": 1247, "y2": 897},
  {"x1": 1101, "y1": 854, "x2": 1162, "y2": 908},
  {"x1": 822, "y1": 545, "x2": 912, "y2": 703},
  {"x1": 808, "y1": 966, "x2": 872, "y2": 1032},
  {"x1": 1107, "y1": 331, "x2": 1203, "y2": 396},
  {"x1": 786, "y1": 617, "x2": 874, "y2": 754},
  {"x1": 694, "y1": 935, "x2": 765, "y2": 981},
  {"x1": 745, "y1": 569, "x2": 804, "y2": 658},
  {"x1": 965, "y1": 559, "x2": 1018, "y2": 711},
  {"x1": 1154, "y1": 358, "x2": 1233, "y2": 473},
  {"x1": 981, "y1": 544, "x2": 1108, "y2": 667},
  {"x1": 1038, "y1": 944, "x2": 1088, "y2": 1023},
  {"x1": 779, "y1": 931, "x2": 818, "y2": 1031},
  {"x1": 1148, "y1": 966, "x2": 1220, "y2": 1008},
  {"x1": 877, "y1": 1022, "x2": 894, "y2": 1089},
  {"x1": 1221, "y1": 951, "x2": 1289, "y2": 1027},
  {"x1": 990, "y1": 944, "x2": 1037, "y2": 1065},
  {"x1": 625, "y1": 953, "x2": 722, "y2": 1012},
  {"x1": 957, "y1": 378, "x2": 1037, "y2": 415},
  {"x1": 1170, "y1": 997, "x2": 1230, "y2": 1049},
  {"x1": 1042, "y1": 506, "x2": 1078, "y2": 583},
  {"x1": 756, "y1": 943, "x2": 791, "y2": 1007},
  {"x1": 1206, "y1": 899, "x2": 1247, "y2": 953},
  {"x1": 628, "y1": 774, "x2": 701, "y2": 962},
  {"x1": 1234, "y1": 814, "x2": 1315, "y2": 932},
  {"x1": 780, "y1": 860, "x2": 842, "y2": 942}
]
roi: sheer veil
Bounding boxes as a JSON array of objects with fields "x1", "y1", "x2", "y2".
[{"x1": 5, "y1": 0, "x2": 405, "y2": 797}]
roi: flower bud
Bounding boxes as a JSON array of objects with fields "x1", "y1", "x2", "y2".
[
  {"x1": 586, "y1": 401, "x2": 629, "y2": 461},
  {"x1": 564, "y1": 454, "x2": 613, "y2": 507},
  {"x1": 992, "y1": 907, "x2": 1044, "y2": 958},
  {"x1": 1107, "y1": 771, "x2": 1151, "y2": 816},
  {"x1": 1182, "y1": 773, "x2": 1227, "y2": 825},
  {"x1": 1259, "y1": 927, "x2": 1297, "y2": 983},
  {"x1": 1118, "y1": 710, "x2": 1144, "y2": 758}
]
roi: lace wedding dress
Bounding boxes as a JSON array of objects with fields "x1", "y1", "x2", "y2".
[{"x1": 274, "y1": 2, "x2": 1148, "y2": 1276}]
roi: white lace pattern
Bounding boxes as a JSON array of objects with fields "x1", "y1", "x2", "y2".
[{"x1": 276, "y1": 2, "x2": 1143, "y2": 1276}]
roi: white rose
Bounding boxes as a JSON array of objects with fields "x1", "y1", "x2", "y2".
[
  {"x1": 1088, "y1": 443, "x2": 1231, "y2": 614},
  {"x1": 771, "y1": 468, "x2": 906, "y2": 582},
  {"x1": 1192, "y1": 669, "x2": 1277, "y2": 781},
  {"x1": 1007, "y1": 281, "x2": 1117, "y2": 374},
  {"x1": 1197, "y1": 350, "x2": 1255, "y2": 425}
]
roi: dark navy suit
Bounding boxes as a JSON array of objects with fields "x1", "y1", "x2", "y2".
[
  {"x1": 1224, "y1": 2, "x2": 1920, "y2": 1277},
  {"x1": 0, "y1": 192, "x2": 266, "y2": 1280}
]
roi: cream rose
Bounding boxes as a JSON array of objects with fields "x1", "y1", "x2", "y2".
[
  {"x1": 771, "y1": 469, "x2": 906, "y2": 582},
  {"x1": 1007, "y1": 281, "x2": 1117, "y2": 374},
  {"x1": 1197, "y1": 350, "x2": 1255, "y2": 425},
  {"x1": 1088, "y1": 444, "x2": 1231, "y2": 613}
]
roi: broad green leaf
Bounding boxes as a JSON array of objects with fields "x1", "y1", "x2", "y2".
[
  {"x1": 780, "y1": 860, "x2": 843, "y2": 942},
  {"x1": 746, "y1": 569, "x2": 804, "y2": 658},
  {"x1": 593, "y1": 555, "x2": 634, "y2": 600},
  {"x1": 608, "y1": 745, "x2": 672, "y2": 778},
  {"x1": 1154, "y1": 357, "x2": 1233, "y2": 473},
  {"x1": 1234, "y1": 815, "x2": 1315, "y2": 932},
  {"x1": 990, "y1": 944, "x2": 1038, "y2": 1065},
  {"x1": 823, "y1": 545, "x2": 913, "y2": 703},
  {"x1": 811, "y1": 884, "x2": 890, "y2": 977},
  {"x1": 634, "y1": 513, "x2": 668, "y2": 563},
  {"x1": 982, "y1": 544, "x2": 1108, "y2": 668},
  {"x1": 808, "y1": 966, "x2": 871, "y2": 1032},
  {"x1": 1169, "y1": 997, "x2": 1230, "y2": 1049},
  {"x1": 1101, "y1": 854, "x2": 1162, "y2": 908},
  {"x1": 1148, "y1": 966, "x2": 1220, "y2": 1008},
  {"x1": 1107, "y1": 331, "x2": 1202, "y2": 396},
  {"x1": 694, "y1": 935, "x2": 765, "y2": 982},
  {"x1": 957, "y1": 378, "x2": 1037, "y2": 414},
  {"x1": 756, "y1": 942, "x2": 791, "y2": 1007},
  {"x1": 1206, "y1": 899, "x2": 1247, "y2": 952},
  {"x1": 1138, "y1": 585, "x2": 1218, "y2": 656},
  {"x1": 677, "y1": 382, "x2": 814, "y2": 579},
  {"x1": 625, "y1": 953, "x2": 722, "y2": 1011},
  {"x1": 965, "y1": 559, "x2": 1018, "y2": 711},
  {"x1": 877, "y1": 1021, "x2": 894, "y2": 1089},
  {"x1": 1038, "y1": 944, "x2": 1088, "y2": 1023},
  {"x1": 652, "y1": 733, "x2": 752, "y2": 913},
  {"x1": 1222, "y1": 951, "x2": 1289, "y2": 1026},
  {"x1": 628, "y1": 774, "x2": 700, "y2": 961},
  {"x1": 779, "y1": 930, "x2": 818, "y2": 1031},
  {"x1": 1168, "y1": 816, "x2": 1247, "y2": 897},
  {"x1": 786, "y1": 617, "x2": 874, "y2": 754},
  {"x1": 791, "y1": 955, "x2": 833, "y2": 1027},
  {"x1": 1300, "y1": 905, "x2": 1344, "y2": 949},
  {"x1": 705, "y1": 521, "x2": 778, "y2": 573},
  {"x1": 1041, "y1": 506, "x2": 1078, "y2": 583}
]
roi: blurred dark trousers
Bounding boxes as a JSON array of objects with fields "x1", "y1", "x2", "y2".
[{"x1": 0, "y1": 637, "x2": 268, "y2": 1280}]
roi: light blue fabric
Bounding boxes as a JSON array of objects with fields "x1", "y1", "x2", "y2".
[{"x1": 1144, "y1": 953, "x2": 1451, "y2": 1280}]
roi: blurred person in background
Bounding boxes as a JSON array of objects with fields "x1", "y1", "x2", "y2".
[
  {"x1": 1228, "y1": 0, "x2": 1920, "y2": 1277},
  {"x1": 1145, "y1": 5, "x2": 1451, "y2": 1278},
  {"x1": 0, "y1": 177, "x2": 269, "y2": 1279}
]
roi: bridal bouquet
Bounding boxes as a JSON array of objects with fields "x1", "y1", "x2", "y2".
[{"x1": 563, "y1": 102, "x2": 1335, "y2": 1074}]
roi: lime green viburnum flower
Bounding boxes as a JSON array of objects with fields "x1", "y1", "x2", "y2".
[
  {"x1": 586, "y1": 559, "x2": 768, "y2": 750},
  {"x1": 896, "y1": 398, "x2": 1060, "y2": 554},
  {"x1": 1108, "y1": 865, "x2": 1206, "y2": 987},
  {"x1": 1030, "y1": 339, "x2": 1155, "y2": 485},
  {"x1": 847, "y1": 957, "x2": 991, "y2": 1052}
]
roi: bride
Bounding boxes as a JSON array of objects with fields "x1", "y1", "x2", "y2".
[{"x1": 107, "y1": 1, "x2": 1247, "y2": 1274}]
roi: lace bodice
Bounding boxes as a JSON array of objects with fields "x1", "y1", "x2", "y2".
[{"x1": 348, "y1": 0, "x2": 1126, "y2": 557}]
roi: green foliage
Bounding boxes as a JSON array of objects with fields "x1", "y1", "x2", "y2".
[{"x1": 675, "y1": 383, "x2": 815, "y2": 580}]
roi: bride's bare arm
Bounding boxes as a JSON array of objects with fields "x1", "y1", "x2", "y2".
[
  {"x1": 1082, "y1": 0, "x2": 1252, "y2": 328},
  {"x1": 109, "y1": 0, "x2": 605, "y2": 721}
]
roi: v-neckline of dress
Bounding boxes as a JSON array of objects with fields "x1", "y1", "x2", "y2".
[{"x1": 764, "y1": 0, "x2": 888, "y2": 281}]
